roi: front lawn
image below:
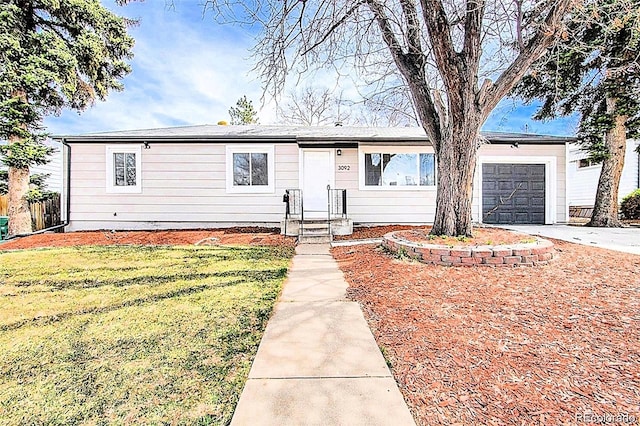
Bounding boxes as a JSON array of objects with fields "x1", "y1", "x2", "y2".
[{"x1": 0, "y1": 244, "x2": 293, "y2": 425}]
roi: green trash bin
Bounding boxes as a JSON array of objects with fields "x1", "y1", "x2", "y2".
[{"x1": 0, "y1": 216, "x2": 8, "y2": 240}]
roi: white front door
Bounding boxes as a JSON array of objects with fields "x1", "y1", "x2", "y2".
[{"x1": 302, "y1": 150, "x2": 334, "y2": 217}]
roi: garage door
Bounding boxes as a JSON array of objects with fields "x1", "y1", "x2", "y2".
[{"x1": 482, "y1": 163, "x2": 545, "y2": 224}]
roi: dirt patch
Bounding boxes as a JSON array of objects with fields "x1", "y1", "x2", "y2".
[
  {"x1": 0, "y1": 227, "x2": 295, "y2": 250},
  {"x1": 332, "y1": 240, "x2": 640, "y2": 425}
]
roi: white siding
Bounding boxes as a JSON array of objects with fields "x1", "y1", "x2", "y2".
[
  {"x1": 67, "y1": 142, "x2": 298, "y2": 231},
  {"x1": 567, "y1": 140, "x2": 640, "y2": 206},
  {"x1": 68, "y1": 140, "x2": 568, "y2": 230}
]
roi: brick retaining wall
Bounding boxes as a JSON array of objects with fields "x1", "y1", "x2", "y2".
[{"x1": 382, "y1": 232, "x2": 556, "y2": 267}]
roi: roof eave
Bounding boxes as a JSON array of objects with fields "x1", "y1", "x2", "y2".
[{"x1": 53, "y1": 134, "x2": 298, "y2": 143}]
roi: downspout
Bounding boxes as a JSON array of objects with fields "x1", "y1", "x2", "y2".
[{"x1": 4, "y1": 139, "x2": 71, "y2": 240}]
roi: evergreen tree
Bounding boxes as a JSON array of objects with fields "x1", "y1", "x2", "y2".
[
  {"x1": 0, "y1": 0, "x2": 134, "y2": 235},
  {"x1": 0, "y1": 170, "x2": 56, "y2": 202},
  {"x1": 515, "y1": 0, "x2": 640, "y2": 227},
  {"x1": 228, "y1": 95, "x2": 259, "y2": 125}
]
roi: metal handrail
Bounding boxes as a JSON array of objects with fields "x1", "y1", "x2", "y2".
[
  {"x1": 327, "y1": 186, "x2": 348, "y2": 235},
  {"x1": 284, "y1": 188, "x2": 345, "y2": 236},
  {"x1": 328, "y1": 188, "x2": 347, "y2": 219},
  {"x1": 283, "y1": 189, "x2": 303, "y2": 236}
]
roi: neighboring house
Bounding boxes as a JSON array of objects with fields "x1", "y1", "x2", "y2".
[
  {"x1": 567, "y1": 139, "x2": 640, "y2": 213},
  {"x1": 0, "y1": 138, "x2": 63, "y2": 194},
  {"x1": 53, "y1": 125, "x2": 572, "y2": 233}
]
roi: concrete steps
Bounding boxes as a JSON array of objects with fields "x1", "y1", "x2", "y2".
[
  {"x1": 299, "y1": 220, "x2": 331, "y2": 244},
  {"x1": 281, "y1": 217, "x2": 353, "y2": 243}
]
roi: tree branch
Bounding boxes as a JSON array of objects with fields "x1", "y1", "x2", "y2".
[
  {"x1": 462, "y1": 0, "x2": 485, "y2": 78},
  {"x1": 301, "y1": 1, "x2": 366, "y2": 55},
  {"x1": 480, "y1": 0, "x2": 574, "y2": 118},
  {"x1": 419, "y1": 0, "x2": 460, "y2": 81},
  {"x1": 399, "y1": 0, "x2": 422, "y2": 59},
  {"x1": 365, "y1": 0, "x2": 441, "y2": 142}
]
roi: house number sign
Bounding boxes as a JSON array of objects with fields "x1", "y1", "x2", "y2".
[{"x1": 337, "y1": 165, "x2": 351, "y2": 171}]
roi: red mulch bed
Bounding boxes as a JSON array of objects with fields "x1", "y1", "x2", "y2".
[
  {"x1": 393, "y1": 228, "x2": 533, "y2": 247},
  {"x1": 334, "y1": 225, "x2": 428, "y2": 241},
  {"x1": 0, "y1": 227, "x2": 295, "y2": 250},
  {"x1": 332, "y1": 239, "x2": 640, "y2": 425},
  {"x1": 334, "y1": 225, "x2": 532, "y2": 246}
]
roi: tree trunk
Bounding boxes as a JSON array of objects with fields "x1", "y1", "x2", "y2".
[
  {"x1": 431, "y1": 122, "x2": 479, "y2": 236},
  {"x1": 587, "y1": 97, "x2": 626, "y2": 227},
  {"x1": 8, "y1": 166, "x2": 32, "y2": 236},
  {"x1": 5, "y1": 88, "x2": 34, "y2": 236}
]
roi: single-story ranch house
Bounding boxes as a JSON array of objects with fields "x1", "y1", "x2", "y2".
[{"x1": 54, "y1": 125, "x2": 572, "y2": 235}]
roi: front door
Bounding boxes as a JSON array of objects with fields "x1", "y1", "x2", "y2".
[{"x1": 302, "y1": 150, "x2": 333, "y2": 218}]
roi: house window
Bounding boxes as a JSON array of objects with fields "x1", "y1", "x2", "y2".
[
  {"x1": 106, "y1": 145, "x2": 142, "y2": 193},
  {"x1": 233, "y1": 153, "x2": 268, "y2": 186},
  {"x1": 363, "y1": 151, "x2": 435, "y2": 188},
  {"x1": 226, "y1": 146, "x2": 275, "y2": 193},
  {"x1": 578, "y1": 158, "x2": 600, "y2": 169},
  {"x1": 114, "y1": 153, "x2": 137, "y2": 186}
]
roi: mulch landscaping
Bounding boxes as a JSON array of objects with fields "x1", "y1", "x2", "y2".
[
  {"x1": 391, "y1": 227, "x2": 534, "y2": 247},
  {"x1": 334, "y1": 224, "x2": 423, "y2": 241},
  {"x1": 0, "y1": 227, "x2": 295, "y2": 250},
  {"x1": 332, "y1": 237, "x2": 640, "y2": 425},
  {"x1": 335, "y1": 225, "x2": 533, "y2": 246}
]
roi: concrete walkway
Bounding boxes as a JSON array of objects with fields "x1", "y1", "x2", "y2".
[{"x1": 231, "y1": 244, "x2": 416, "y2": 426}]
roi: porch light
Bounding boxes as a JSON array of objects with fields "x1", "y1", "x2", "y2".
[{"x1": 336, "y1": 149, "x2": 342, "y2": 156}]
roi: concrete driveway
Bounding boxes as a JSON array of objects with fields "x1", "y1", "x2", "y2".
[{"x1": 503, "y1": 225, "x2": 640, "y2": 255}]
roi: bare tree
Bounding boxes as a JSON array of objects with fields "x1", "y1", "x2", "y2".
[
  {"x1": 204, "y1": 0, "x2": 575, "y2": 235},
  {"x1": 278, "y1": 86, "x2": 350, "y2": 126},
  {"x1": 351, "y1": 84, "x2": 419, "y2": 127}
]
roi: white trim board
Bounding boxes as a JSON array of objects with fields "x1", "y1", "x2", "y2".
[
  {"x1": 298, "y1": 148, "x2": 336, "y2": 216},
  {"x1": 357, "y1": 145, "x2": 437, "y2": 191},
  {"x1": 105, "y1": 145, "x2": 142, "y2": 194},
  {"x1": 225, "y1": 145, "x2": 275, "y2": 194},
  {"x1": 478, "y1": 156, "x2": 558, "y2": 225}
]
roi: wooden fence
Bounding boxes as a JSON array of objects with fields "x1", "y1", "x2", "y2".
[{"x1": 0, "y1": 193, "x2": 61, "y2": 232}]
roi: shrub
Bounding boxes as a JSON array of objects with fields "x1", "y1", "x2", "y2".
[{"x1": 620, "y1": 189, "x2": 640, "y2": 219}]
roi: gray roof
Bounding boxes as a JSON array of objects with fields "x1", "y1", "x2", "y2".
[{"x1": 54, "y1": 124, "x2": 574, "y2": 144}]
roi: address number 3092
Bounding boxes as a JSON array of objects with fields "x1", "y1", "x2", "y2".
[{"x1": 338, "y1": 165, "x2": 351, "y2": 171}]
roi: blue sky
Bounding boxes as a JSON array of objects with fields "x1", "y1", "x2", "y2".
[{"x1": 44, "y1": 0, "x2": 579, "y2": 136}]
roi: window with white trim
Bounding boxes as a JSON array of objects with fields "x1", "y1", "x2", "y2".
[
  {"x1": 577, "y1": 158, "x2": 600, "y2": 169},
  {"x1": 226, "y1": 146, "x2": 275, "y2": 193},
  {"x1": 361, "y1": 150, "x2": 435, "y2": 188},
  {"x1": 106, "y1": 145, "x2": 142, "y2": 193}
]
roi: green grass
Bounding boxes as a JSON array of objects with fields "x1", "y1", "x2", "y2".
[{"x1": 0, "y1": 244, "x2": 293, "y2": 425}]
